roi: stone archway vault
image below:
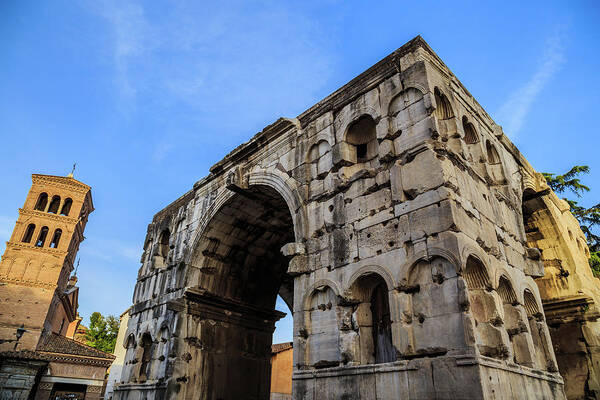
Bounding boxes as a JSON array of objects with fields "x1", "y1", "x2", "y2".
[{"x1": 180, "y1": 183, "x2": 299, "y2": 400}]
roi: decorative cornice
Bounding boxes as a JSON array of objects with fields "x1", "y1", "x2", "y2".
[
  {"x1": 35, "y1": 351, "x2": 114, "y2": 367},
  {"x1": 0, "y1": 349, "x2": 112, "y2": 369},
  {"x1": 38, "y1": 382, "x2": 53, "y2": 391},
  {"x1": 0, "y1": 350, "x2": 48, "y2": 361},
  {"x1": 184, "y1": 288, "x2": 285, "y2": 332},
  {"x1": 543, "y1": 295, "x2": 599, "y2": 324},
  {"x1": 32, "y1": 174, "x2": 91, "y2": 193},
  {"x1": 5, "y1": 241, "x2": 68, "y2": 257},
  {"x1": 0, "y1": 277, "x2": 56, "y2": 289},
  {"x1": 208, "y1": 118, "x2": 298, "y2": 176},
  {"x1": 19, "y1": 208, "x2": 78, "y2": 224}
]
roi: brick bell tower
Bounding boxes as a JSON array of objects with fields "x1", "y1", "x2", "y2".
[{"x1": 0, "y1": 172, "x2": 93, "y2": 352}]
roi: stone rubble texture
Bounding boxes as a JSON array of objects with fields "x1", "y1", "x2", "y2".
[{"x1": 112, "y1": 36, "x2": 600, "y2": 400}]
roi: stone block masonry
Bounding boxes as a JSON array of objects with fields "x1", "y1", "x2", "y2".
[{"x1": 112, "y1": 36, "x2": 600, "y2": 399}]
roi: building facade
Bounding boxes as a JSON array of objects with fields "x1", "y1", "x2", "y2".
[
  {"x1": 0, "y1": 173, "x2": 114, "y2": 399},
  {"x1": 270, "y1": 343, "x2": 293, "y2": 400},
  {"x1": 112, "y1": 37, "x2": 599, "y2": 399},
  {"x1": 104, "y1": 308, "x2": 131, "y2": 399}
]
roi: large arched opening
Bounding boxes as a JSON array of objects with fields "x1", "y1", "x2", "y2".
[{"x1": 186, "y1": 184, "x2": 297, "y2": 400}]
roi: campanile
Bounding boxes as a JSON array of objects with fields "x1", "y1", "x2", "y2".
[{"x1": 0, "y1": 173, "x2": 93, "y2": 352}]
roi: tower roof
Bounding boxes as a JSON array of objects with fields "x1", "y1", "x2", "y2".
[
  {"x1": 31, "y1": 173, "x2": 94, "y2": 213},
  {"x1": 32, "y1": 173, "x2": 91, "y2": 191}
]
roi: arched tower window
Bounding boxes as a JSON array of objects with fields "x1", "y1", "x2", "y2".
[
  {"x1": 159, "y1": 229, "x2": 170, "y2": 258},
  {"x1": 35, "y1": 193, "x2": 48, "y2": 211},
  {"x1": 60, "y1": 198, "x2": 73, "y2": 216},
  {"x1": 22, "y1": 224, "x2": 36, "y2": 243},
  {"x1": 462, "y1": 116, "x2": 479, "y2": 144},
  {"x1": 35, "y1": 226, "x2": 49, "y2": 247},
  {"x1": 47, "y1": 195, "x2": 61, "y2": 214},
  {"x1": 486, "y1": 141, "x2": 501, "y2": 164},
  {"x1": 139, "y1": 333, "x2": 153, "y2": 382},
  {"x1": 346, "y1": 115, "x2": 378, "y2": 163},
  {"x1": 434, "y1": 88, "x2": 453, "y2": 120},
  {"x1": 49, "y1": 229, "x2": 62, "y2": 248}
]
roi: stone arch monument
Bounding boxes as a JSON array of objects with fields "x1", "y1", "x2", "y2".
[{"x1": 112, "y1": 36, "x2": 600, "y2": 399}]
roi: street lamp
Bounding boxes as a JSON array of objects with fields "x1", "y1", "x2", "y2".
[
  {"x1": 16, "y1": 325, "x2": 26, "y2": 340},
  {"x1": 0, "y1": 324, "x2": 28, "y2": 350}
]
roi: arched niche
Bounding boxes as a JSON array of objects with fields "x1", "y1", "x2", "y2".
[
  {"x1": 462, "y1": 116, "x2": 479, "y2": 145},
  {"x1": 497, "y1": 275, "x2": 523, "y2": 364},
  {"x1": 523, "y1": 288, "x2": 557, "y2": 371},
  {"x1": 307, "y1": 139, "x2": 332, "y2": 179},
  {"x1": 388, "y1": 87, "x2": 426, "y2": 137},
  {"x1": 305, "y1": 286, "x2": 341, "y2": 368},
  {"x1": 138, "y1": 332, "x2": 154, "y2": 383},
  {"x1": 461, "y1": 116, "x2": 486, "y2": 177},
  {"x1": 433, "y1": 87, "x2": 458, "y2": 141},
  {"x1": 463, "y1": 256, "x2": 509, "y2": 360},
  {"x1": 434, "y1": 87, "x2": 453, "y2": 120},
  {"x1": 398, "y1": 255, "x2": 465, "y2": 358},
  {"x1": 153, "y1": 228, "x2": 171, "y2": 269},
  {"x1": 155, "y1": 323, "x2": 171, "y2": 380},
  {"x1": 486, "y1": 140, "x2": 506, "y2": 184},
  {"x1": 340, "y1": 272, "x2": 396, "y2": 365},
  {"x1": 345, "y1": 115, "x2": 378, "y2": 164}
]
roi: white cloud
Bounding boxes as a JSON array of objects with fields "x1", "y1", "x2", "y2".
[
  {"x1": 82, "y1": 0, "x2": 337, "y2": 158},
  {"x1": 79, "y1": 239, "x2": 141, "y2": 264},
  {"x1": 496, "y1": 26, "x2": 567, "y2": 137},
  {"x1": 153, "y1": 141, "x2": 174, "y2": 162},
  {"x1": 86, "y1": 0, "x2": 152, "y2": 98}
]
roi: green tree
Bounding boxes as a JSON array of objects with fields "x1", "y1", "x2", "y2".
[
  {"x1": 84, "y1": 312, "x2": 119, "y2": 353},
  {"x1": 543, "y1": 166, "x2": 600, "y2": 277}
]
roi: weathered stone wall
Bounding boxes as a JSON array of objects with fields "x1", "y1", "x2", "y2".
[
  {"x1": 105, "y1": 309, "x2": 131, "y2": 399},
  {"x1": 0, "y1": 358, "x2": 47, "y2": 400},
  {"x1": 521, "y1": 174, "x2": 600, "y2": 398},
  {"x1": 113, "y1": 37, "x2": 571, "y2": 399}
]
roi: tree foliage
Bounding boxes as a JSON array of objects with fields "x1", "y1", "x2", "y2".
[
  {"x1": 84, "y1": 312, "x2": 119, "y2": 353},
  {"x1": 543, "y1": 166, "x2": 600, "y2": 277},
  {"x1": 542, "y1": 166, "x2": 591, "y2": 197}
]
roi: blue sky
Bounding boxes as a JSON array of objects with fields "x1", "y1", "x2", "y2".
[{"x1": 1, "y1": 1, "x2": 598, "y2": 344}]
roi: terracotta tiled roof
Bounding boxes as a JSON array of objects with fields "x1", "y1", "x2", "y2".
[
  {"x1": 0, "y1": 350, "x2": 47, "y2": 361},
  {"x1": 271, "y1": 342, "x2": 293, "y2": 354},
  {"x1": 37, "y1": 333, "x2": 115, "y2": 361}
]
